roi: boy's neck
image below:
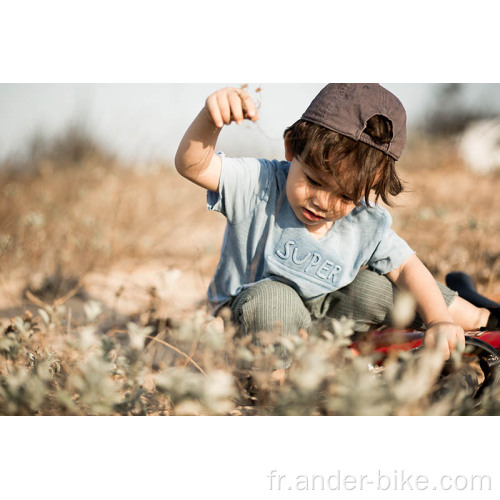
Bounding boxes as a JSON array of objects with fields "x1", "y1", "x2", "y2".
[{"x1": 306, "y1": 220, "x2": 335, "y2": 240}]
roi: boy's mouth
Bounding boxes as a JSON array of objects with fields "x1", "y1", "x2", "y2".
[{"x1": 302, "y1": 208, "x2": 325, "y2": 222}]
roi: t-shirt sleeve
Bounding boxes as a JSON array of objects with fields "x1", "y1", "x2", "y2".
[
  {"x1": 206, "y1": 152, "x2": 273, "y2": 224},
  {"x1": 368, "y1": 209, "x2": 415, "y2": 275}
]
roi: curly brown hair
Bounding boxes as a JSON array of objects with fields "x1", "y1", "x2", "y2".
[{"x1": 284, "y1": 115, "x2": 404, "y2": 206}]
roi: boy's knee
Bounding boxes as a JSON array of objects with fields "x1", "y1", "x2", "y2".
[
  {"x1": 345, "y1": 269, "x2": 395, "y2": 312},
  {"x1": 233, "y1": 280, "x2": 311, "y2": 336},
  {"x1": 349, "y1": 269, "x2": 395, "y2": 296},
  {"x1": 313, "y1": 269, "x2": 397, "y2": 331}
]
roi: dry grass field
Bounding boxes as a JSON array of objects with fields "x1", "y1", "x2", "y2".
[{"x1": 0, "y1": 130, "x2": 499, "y2": 415}]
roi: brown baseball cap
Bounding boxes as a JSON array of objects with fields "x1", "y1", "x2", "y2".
[{"x1": 301, "y1": 83, "x2": 407, "y2": 160}]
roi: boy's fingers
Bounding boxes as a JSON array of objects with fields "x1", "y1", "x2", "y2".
[
  {"x1": 206, "y1": 95, "x2": 224, "y2": 128},
  {"x1": 446, "y1": 341, "x2": 455, "y2": 359},
  {"x1": 457, "y1": 328, "x2": 466, "y2": 352},
  {"x1": 443, "y1": 346, "x2": 451, "y2": 360},
  {"x1": 425, "y1": 323, "x2": 465, "y2": 360},
  {"x1": 228, "y1": 91, "x2": 244, "y2": 124},
  {"x1": 206, "y1": 87, "x2": 259, "y2": 127},
  {"x1": 237, "y1": 89, "x2": 259, "y2": 121},
  {"x1": 216, "y1": 93, "x2": 233, "y2": 125},
  {"x1": 448, "y1": 329, "x2": 465, "y2": 355},
  {"x1": 458, "y1": 333, "x2": 466, "y2": 352},
  {"x1": 444, "y1": 330, "x2": 460, "y2": 359}
]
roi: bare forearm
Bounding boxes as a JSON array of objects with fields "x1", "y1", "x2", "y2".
[
  {"x1": 388, "y1": 254, "x2": 465, "y2": 357},
  {"x1": 388, "y1": 255, "x2": 453, "y2": 326}
]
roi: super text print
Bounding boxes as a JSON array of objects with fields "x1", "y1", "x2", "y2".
[{"x1": 275, "y1": 240, "x2": 342, "y2": 282}]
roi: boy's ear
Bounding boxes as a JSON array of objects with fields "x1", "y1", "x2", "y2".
[{"x1": 284, "y1": 132, "x2": 294, "y2": 161}]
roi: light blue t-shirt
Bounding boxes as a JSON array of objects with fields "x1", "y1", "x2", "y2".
[{"x1": 207, "y1": 154, "x2": 415, "y2": 311}]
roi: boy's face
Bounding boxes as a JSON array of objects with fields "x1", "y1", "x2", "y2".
[{"x1": 285, "y1": 154, "x2": 358, "y2": 236}]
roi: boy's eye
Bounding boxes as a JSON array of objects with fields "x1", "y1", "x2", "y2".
[
  {"x1": 305, "y1": 175, "x2": 322, "y2": 187},
  {"x1": 341, "y1": 195, "x2": 354, "y2": 203}
]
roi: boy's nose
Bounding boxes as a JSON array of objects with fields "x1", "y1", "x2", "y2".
[{"x1": 311, "y1": 192, "x2": 331, "y2": 213}]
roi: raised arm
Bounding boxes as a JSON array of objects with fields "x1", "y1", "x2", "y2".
[{"x1": 174, "y1": 87, "x2": 259, "y2": 192}]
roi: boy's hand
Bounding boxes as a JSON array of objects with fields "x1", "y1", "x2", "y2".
[
  {"x1": 423, "y1": 321, "x2": 465, "y2": 360},
  {"x1": 205, "y1": 87, "x2": 259, "y2": 128},
  {"x1": 176, "y1": 86, "x2": 259, "y2": 191}
]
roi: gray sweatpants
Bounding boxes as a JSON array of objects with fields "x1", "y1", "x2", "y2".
[{"x1": 229, "y1": 269, "x2": 458, "y2": 368}]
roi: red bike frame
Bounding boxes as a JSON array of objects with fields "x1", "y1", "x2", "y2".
[{"x1": 350, "y1": 328, "x2": 500, "y2": 360}]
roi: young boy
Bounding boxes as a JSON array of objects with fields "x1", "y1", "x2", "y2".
[{"x1": 175, "y1": 84, "x2": 499, "y2": 365}]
